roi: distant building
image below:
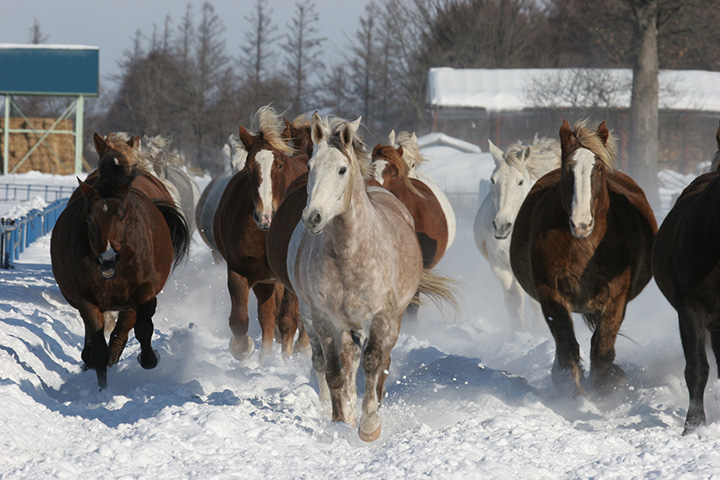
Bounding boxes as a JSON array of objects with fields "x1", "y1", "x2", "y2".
[{"x1": 426, "y1": 68, "x2": 720, "y2": 173}]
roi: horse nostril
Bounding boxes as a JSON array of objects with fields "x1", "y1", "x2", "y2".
[{"x1": 313, "y1": 212, "x2": 322, "y2": 226}]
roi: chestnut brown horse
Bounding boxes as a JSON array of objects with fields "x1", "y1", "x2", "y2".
[
  {"x1": 653, "y1": 122, "x2": 720, "y2": 434},
  {"x1": 214, "y1": 106, "x2": 309, "y2": 360},
  {"x1": 51, "y1": 136, "x2": 189, "y2": 389},
  {"x1": 371, "y1": 142, "x2": 448, "y2": 269},
  {"x1": 510, "y1": 120, "x2": 656, "y2": 397}
]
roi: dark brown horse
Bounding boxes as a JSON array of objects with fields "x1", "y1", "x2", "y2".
[
  {"x1": 510, "y1": 120, "x2": 657, "y2": 396},
  {"x1": 51, "y1": 136, "x2": 189, "y2": 389},
  {"x1": 371, "y1": 143, "x2": 448, "y2": 269},
  {"x1": 214, "y1": 106, "x2": 309, "y2": 360},
  {"x1": 282, "y1": 114, "x2": 314, "y2": 158},
  {"x1": 653, "y1": 122, "x2": 720, "y2": 434}
]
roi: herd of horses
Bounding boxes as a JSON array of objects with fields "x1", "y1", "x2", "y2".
[{"x1": 47, "y1": 105, "x2": 720, "y2": 439}]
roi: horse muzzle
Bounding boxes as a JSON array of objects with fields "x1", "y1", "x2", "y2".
[
  {"x1": 98, "y1": 261, "x2": 117, "y2": 280},
  {"x1": 492, "y1": 220, "x2": 512, "y2": 240},
  {"x1": 96, "y1": 250, "x2": 118, "y2": 280},
  {"x1": 302, "y1": 209, "x2": 324, "y2": 235},
  {"x1": 569, "y1": 218, "x2": 594, "y2": 239},
  {"x1": 253, "y1": 209, "x2": 274, "y2": 230}
]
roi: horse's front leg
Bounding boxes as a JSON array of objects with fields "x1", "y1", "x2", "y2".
[
  {"x1": 253, "y1": 282, "x2": 278, "y2": 360},
  {"x1": 108, "y1": 309, "x2": 136, "y2": 366},
  {"x1": 78, "y1": 301, "x2": 108, "y2": 390},
  {"x1": 314, "y1": 319, "x2": 351, "y2": 425},
  {"x1": 539, "y1": 294, "x2": 585, "y2": 397},
  {"x1": 134, "y1": 298, "x2": 160, "y2": 370},
  {"x1": 359, "y1": 313, "x2": 400, "y2": 442},
  {"x1": 588, "y1": 306, "x2": 626, "y2": 395},
  {"x1": 227, "y1": 269, "x2": 253, "y2": 360}
]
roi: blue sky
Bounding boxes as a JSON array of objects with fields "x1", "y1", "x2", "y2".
[{"x1": 0, "y1": 0, "x2": 370, "y2": 91}]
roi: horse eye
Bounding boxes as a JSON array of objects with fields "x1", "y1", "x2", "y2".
[
  {"x1": 339, "y1": 167, "x2": 347, "y2": 175},
  {"x1": 278, "y1": 163, "x2": 284, "y2": 170},
  {"x1": 519, "y1": 180, "x2": 524, "y2": 186}
]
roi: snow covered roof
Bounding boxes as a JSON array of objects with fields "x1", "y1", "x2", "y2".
[
  {"x1": 427, "y1": 67, "x2": 720, "y2": 113},
  {"x1": 417, "y1": 132, "x2": 482, "y2": 153}
]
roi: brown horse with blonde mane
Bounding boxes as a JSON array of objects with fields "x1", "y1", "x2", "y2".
[
  {"x1": 371, "y1": 142, "x2": 448, "y2": 269},
  {"x1": 214, "y1": 106, "x2": 309, "y2": 360},
  {"x1": 510, "y1": 120, "x2": 656, "y2": 397},
  {"x1": 51, "y1": 133, "x2": 190, "y2": 389},
  {"x1": 653, "y1": 121, "x2": 720, "y2": 434}
]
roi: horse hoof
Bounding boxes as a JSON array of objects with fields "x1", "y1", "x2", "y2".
[
  {"x1": 230, "y1": 336, "x2": 255, "y2": 360},
  {"x1": 358, "y1": 425, "x2": 381, "y2": 442},
  {"x1": 137, "y1": 349, "x2": 160, "y2": 369},
  {"x1": 591, "y1": 364, "x2": 626, "y2": 395}
]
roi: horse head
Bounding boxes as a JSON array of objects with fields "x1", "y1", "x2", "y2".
[
  {"x1": 303, "y1": 113, "x2": 364, "y2": 234},
  {"x1": 559, "y1": 119, "x2": 616, "y2": 239},
  {"x1": 78, "y1": 155, "x2": 136, "y2": 280},
  {"x1": 488, "y1": 139, "x2": 533, "y2": 240},
  {"x1": 238, "y1": 106, "x2": 297, "y2": 230},
  {"x1": 282, "y1": 114, "x2": 314, "y2": 158}
]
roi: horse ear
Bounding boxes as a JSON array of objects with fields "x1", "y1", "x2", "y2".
[
  {"x1": 311, "y1": 111, "x2": 326, "y2": 146},
  {"x1": 348, "y1": 117, "x2": 362, "y2": 134},
  {"x1": 522, "y1": 146, "x2": 532, "y2": 164},
  {"x1": 396, "y1": 145, "x2": 404, "y2": 157},
  {"x1": 93, "y1": 132, "x2": 109, "y2": 157},
  {"x1": 410, "y1": 132, "x2": 417, "y2": 144},
  {"x1": 340, "y1": 121, "x2": 355, "y2": 149},
  {"x1": 237, "y1": 124, "x2": 255, "y2": 151},
  {"x1": 488, "y1": 139, "x2": 503, "y2": 163},
  {"x1": 388, "y1": 129, "x2": 396, "y2": 146},
  {"x1": 597, "y1": 121, "x2": 609, "y2": 145},
  {"x1": 128, "y1": 135, "x2": 142, "y2": 151},
  {"x1": 78, "y1": 177, "x2": 98, "y2": 200},
  {"x1": 559, "y1": 120, "x2": 574, "y2": 151}
]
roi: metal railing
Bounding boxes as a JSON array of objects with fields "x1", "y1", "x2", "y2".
[
  {"x1": 0, "y1": 183, "x2": 76, "y2": 202},
  {"x1": 0, "y1": 197, "x2": 68, "y2": 269}
]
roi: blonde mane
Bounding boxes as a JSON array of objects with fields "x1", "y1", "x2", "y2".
[
  {"x1": 394, "y1": 131, "x2": 428, "y2": 171},
  {"x1": 103, "y1": 132, "x2": 150, "y2": 173},
  {"x1": 572, "y1": 120, "x2": 618, "y2": 170},
  {"x1": 252, "y1": 105, "x2": 295, "y2": 155}
]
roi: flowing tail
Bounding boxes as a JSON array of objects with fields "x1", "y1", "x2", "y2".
[
  {"x1": 413, "y1": 269, "x2": 462, "y2": 319},
  {"x1": 153, "y1": 198, "x2": 190, "y2": 268}
]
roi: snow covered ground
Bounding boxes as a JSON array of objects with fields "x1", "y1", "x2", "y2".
[{"x1": 0, "y1": 159, "x2": 718, "y2": 479}]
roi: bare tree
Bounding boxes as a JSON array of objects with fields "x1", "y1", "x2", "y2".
[
  {"x1": 29, "y1": 18, "x2": 48, "y2": 44},
  {"x1": 281, "y1": 0, "x2": 325, "y2": 115},
  {"x1": 239, "y1": 0, "x2": 279, "y2": 107}
]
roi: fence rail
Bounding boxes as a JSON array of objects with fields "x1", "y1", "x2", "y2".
[
  {"x1": 1, "y1": 197, "x2": 68, "y2": 269},
  {"x1": 0, "y1": 183, "x2": 76, "y2": 202}
]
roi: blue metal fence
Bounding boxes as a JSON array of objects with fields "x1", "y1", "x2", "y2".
[
  {"x1": 0, "y1": 197, "x2": 68, "y2": 269},
  {"x1": 0, "y1": 184, "x2": 76, "y2": 202}
]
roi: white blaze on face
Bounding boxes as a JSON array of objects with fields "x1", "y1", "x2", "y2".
[
  {"x1": 570, "y1": 148, "x2": 596, "y2": 233},
  {"x1": 373, "y1": 159, "x2": 388, "y2": 185},
  {"x1": 99, "y1": 241, "x2": 116, "y2": 262},
  {"x1": 256, "y1": 149, "x2": 274, "y2": 221}
]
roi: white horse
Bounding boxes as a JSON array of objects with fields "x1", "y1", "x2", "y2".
[
  {"x1": 390, "y1": 130, "x2": 457, "y2": 251},
  {"x1": 285, "y1": 113, "x2": 455, "y2": 442},
  {"x1": 473, "y1": 136, "x2": 560, "y2": 329},
  {"x1": 142, "y1": 134, "x2": 202, "y2": 236},
  {"x1": 195, "y1": 134, "x2": 247, "y2": 262}
]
